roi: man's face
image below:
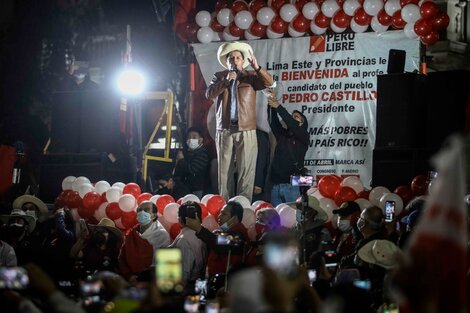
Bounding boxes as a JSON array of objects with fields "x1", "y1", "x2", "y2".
[
  {"x1": 137, "y1": 201, "x2": 155, "y2": 219},
  {"x1": 226, "y1": 50, "x2": 244, "y2": 71},
  {"x1": 187, "y1": 131, "x2": 203, "y2": 145},
  {"x1": 292, "y1": 112, "x2": 304, "y2": 126},
  {"x1": 218, "y1": 205, "x2": 232, "y2": 226}
]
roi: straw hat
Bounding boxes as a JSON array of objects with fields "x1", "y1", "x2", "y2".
[
  {"x1": 89, "y1": 217, "x2": 122, "y2": 239},
  {"x1": 358, "y1": 240, "x2": 402, "y2": 270},
  {"x1": 0, "y1": 208, "x2": 37, "y2": 233},
  {"x1": 13, "y1": 195, "x2": 48, "y2": 214},
  {"x1": 217, "y1": 41, "x2": 253, "y2": 69},
  {"x1": 287, "y1": 196, "x2": 328, "y2": 224}
]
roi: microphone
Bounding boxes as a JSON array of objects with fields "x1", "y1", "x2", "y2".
[{"x1": 229, "y1": 64, "x2": 238, "y2": 83}]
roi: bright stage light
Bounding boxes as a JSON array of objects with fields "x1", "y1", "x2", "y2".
[{"x1": 117, "y1": 69, "x2": 146, "y2": 95}]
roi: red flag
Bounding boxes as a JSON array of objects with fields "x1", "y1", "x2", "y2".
[
  {"x1": 398, "y1": 135, "x2": 468, "y2": 313},
  {"x1": 173, "y1": 0, "x2": 197, "y2": 42}
]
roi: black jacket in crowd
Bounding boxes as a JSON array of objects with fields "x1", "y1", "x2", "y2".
[
  {"x1": 269, "y1": 105, "x2": 309, "y2": 184},
  {"x1": 173, "y1": 145, "x2": 210, "y2": 193}
]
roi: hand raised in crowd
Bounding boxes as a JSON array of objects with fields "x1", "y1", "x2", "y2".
[
  {"x1": 247, "y1": 49, "x2": 259, "y2": 70},
  {"x1": 267, "y1": 89, "x2": 280, "y2": 108},
  {"x1": 185, "y1": 212, "x2": 202, "y2": 233}
]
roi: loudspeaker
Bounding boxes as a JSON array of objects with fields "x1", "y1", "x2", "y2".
[{"x1": 387, "y1": 49, "x2": 406, "y2": 74}]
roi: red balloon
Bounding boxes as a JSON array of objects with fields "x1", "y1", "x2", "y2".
[
  {"x1": 271, "y1": 0, "x2": 289, "y2": 12},
  {"x1": 54, "y1": 195, "x2": 67, "y2": 209},
  {"x1": 67, "y1": 191, "x2": 82, "y2": 208},
  {"x1": 121, "y1": 211, "x2": 137, "y2": 229},
  {"x1": 411, "y1": 175, "x2": 428, "y2": 196},
  {"x1": 123, "y1": 183, "x2": 141, "y2": 198},
  {"x1": 318, "y1": 175, "x2": 342, "y2": 198},
  {"x1": 255, "y1": 202, "x2": 274, "y2": 213},
  {"x1": 250, "y1": 20, "x2": 267, "y2": 37},
  {"x1": 77, "y1": 205, "x2": 94, "y2": 220},
  {"x1": 101, "y1": 192, "x2": 108, "y2": 203},
  {"x1": 211, "y1": 17, "x2": 225, "y2": 32},
  {"x1": 206, "y1": 195, "x2": 226, "y2": 216},
  {"x1": 83, "y1": 192, "x2": 102, "y2": 211},
  {"x1": 232, "y1": 0, "x2": 249, "y2": 14},
  {"x1": 156, "y1": 194, "x2": 175, "y2": 215},
  {"x1": 315, "y1": 12, "x2": 331, "y2": 28},
  {"x1": 392, "y1": 10, "x2": 406, "y2": 29},
  {"x1": 184, "y1": 22, "x2": 199, "y2": 42},
  {"x1": 295, "y1": 0, "x2": 310, "y2": 10},
  {"x1": 137, "y1": 193, "x2": 152, "y2": 204},
  {"x1": 177, "y1": 198, "x2": 183, "y2": 205},
  {"x1": 106, "y1": 202, "x2": 123, "y2": 220},
  {"x1": 357, "y1": 189, "x2": 370, "y2": 200},
  {"x1": 414, "y1": 18, "x2": 433, "y2": 36},
  {"x1": 334, "y1": 186, "x2": 358, "y2": 206},
  {"x1": 399, "y1": 0, "x2": 418, "y2": 6},
  {"x1": 315, "y1": 0, "x2": 325, "y2": 6},
  {"x1": 292, "y1": 14, "x2": 310, "y2": 32},
  {"x1": 420, "y1": 30, "x2": 439, "y2": 45},
  {"x1": 169, "y1": 223, "x2": 182, "y2": 241},
  {"x1": 229, "y1": 21, "x2": 244, "y2": 37},
  {"x1": 336, "y1": 0, "x2": 346, "y2": 5},
  {"x1": 377, "y1": 9, "x2": 392, "y2": 26},
  {"x1": 356, "y1": 0, "x2": 364, "y2": 4},
  {"x1": 249, "y1": 0, "x2": 267, "y2": 14},
  {"x1": 215, "y1": 0, "x2": 229, "y2": 11},
  {"x1": 393, "y1": 185, "x2": 413, "y2": 206},
  {"x1": 333, "y1": 10, "x2": 351, "y2": 29},
  {"x1": 354, "y1": 8, "x2": 372, "y2": 26},
  {"x1": 270, "y1": 16, "x2": 288, "y2": 33},
  {"x1": 420, "y1": 1, "x2": 438, "y2": 19},
  {"x1": 432, "y1": 11, "x2": 449, "y2": 32},
  {"x1": 200, "y1": 203, "x2": 209, "y2": 220}
]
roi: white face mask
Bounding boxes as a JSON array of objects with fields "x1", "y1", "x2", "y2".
[
  {"x1": 337, "y1": 220, "x2": 352, "y2": 232},
  {"x1": 187, "y1": 139, "x2": 201, "y2": 150}
]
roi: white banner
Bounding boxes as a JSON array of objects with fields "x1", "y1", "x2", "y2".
[{"x1": 192, "y1": 31, "x2": 419, "y2": 187}]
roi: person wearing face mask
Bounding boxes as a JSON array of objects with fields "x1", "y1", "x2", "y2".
[
  {"x1": 185, "y1": 201, "x2": 249, "y2": 277},
  {"x1": 332, "y1": 201, "x2": 362, "y2": 260},
  {"x1": 118, "y1": 201, "x2": 170, "y2": 280},
  {"x1": 0, "y1": 208, "x2": 37, "y2": 265},
  {"x1": 267, "y1": 90, "x2": 310, "y2": 207},
  {"x1": 173, "y1": 127, "x2": 211, "y2": 199}
]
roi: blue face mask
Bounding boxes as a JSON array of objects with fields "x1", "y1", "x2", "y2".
[
  {"x1": 220, "y1": 222, "x2": 230, "y2": 231},
  {"x1": 137, "y1": 211, "x2": 152, "y2": 226}
]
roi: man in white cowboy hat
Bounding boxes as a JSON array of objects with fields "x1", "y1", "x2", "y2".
[{"x1": 206, "y1": 41, "x2": 273, "y2": 202}]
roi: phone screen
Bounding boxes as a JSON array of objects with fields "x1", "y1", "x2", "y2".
[
  {"x1": 155, "y1": 248, "x2": 183, "y2": 293},
  {"x1": 0, "y1": 267, "x2": 29, "y2": 289},
  {"x1": 308, "y1": 269, "x2": 317, "y2": 284},
  {"x1": 264, "y1": 240, "x2": 299, "y2": 278},
  {"x1": 80, "y1": 280, "x2": 104, "y2": 305},
  {"x1": 384, "y1": 201, "x2": 396, "y2": 222},
  {"x1": 205, "y1": 301, "x2": 220, "y2": 313},
  {"x1": 291, "y1": 175, "x2": 314, "y2": 187}
]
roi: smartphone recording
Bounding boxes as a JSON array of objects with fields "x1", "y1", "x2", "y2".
[
  {"x1": 290, "y1": 175, "x2": 314, "y2": 187},
  {"x1": 155, "y1": 248, "x2": 184, "y2": 294},
  {"x1": 0, "y1": 267, "x2": 29, "y2": 289},
  {"x1": 263, "y1": 233, "x2": 300, "y2": 279},
  {"x1": 384, "y1": 200, "x2": 396, "y2": 222}
]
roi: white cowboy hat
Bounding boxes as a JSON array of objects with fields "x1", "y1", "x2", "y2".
[
  {"x1": 0, "y1": 208, "x2": 37, "y2": 233},
  {"x1": 89, "y1": 217, "x2": 122, "y2": 239},
  {"x1": 358, "y1": 239, "x2": 402, "y2": 270},
  {"x1": 287, "y1": 196, "x2": 328, "y2": 224},
  {"x1": 12, "y1": 195, "x2": 48, "y2": 214},
  {"x1": 217, "y1": 41, "x2": 253, "y2": 69}
]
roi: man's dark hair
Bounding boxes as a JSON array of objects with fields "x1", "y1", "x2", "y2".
[
  {"x1": 226, "y1": 200, "x2": 244, "y2": 222},
  {"x1": 178, "y1": 201, "x2": 202, "y2": 225},
  {"x1": 292, "y1": 110, "x2": 308, "y2": 129},
  {"x1": 187, "y1": 126, "x2": 204, "y2": 137}
]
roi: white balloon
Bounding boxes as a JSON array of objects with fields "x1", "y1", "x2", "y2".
[
  {"x1": 354, "y1": 198, "x2": 372, "y2": 211},
  {"x1": 62, "y1": 176, "x2": 76, "y2": 191},
  {"x1": 163, "y1": 203, "x2": 180, "y2": 224},
  {"x1": 280, "y1": 3, "x2": 299, "y2": 23},
  {"x1": 244, "y1": 29, "x2": 261, "y2": 40},
  {"x1": 212, "y1": 31, "x2": 223, "y2": 41},
  {"x1": 310, "y1": 21, "x2": 328, "y2": 34},
  {"x1": 418, "y1": 0, "x2": 433, "y2": 5},
  {"x1": 350, "y1": 18, "x2": 369, "y2": 32},
  {"x1": 363, "y1": 0, "x2": 384, "y2": 16},
  {"x1": 217, "y1": 8, "x2": 233, "y2": 27},
  {"x1": 257, "y1": 7, "x2": 276, "y2": 26},
  {"x1": 242, "y1": 208, "x2": 256, "y2": 227},
  {"x1": 369, "y1": 186, "x2": 390, "y2": 206},
  {"x1": 371, "y1": 15, "x2": 389, "y2": 32},
  {"x1": 288, "y1": 24, "x2": 305, "y2": 37},
  {"x1": 403, "y1": 22, "x2": 418, "y2": 38},
  {"x1": 149, "y1": 195, "x2": 160, "y2": 205},
  {"x1": 275, "y1": 203, "x2": 289, "y2": 213},
  {"x1": 384, "y1": 0, "x2": 401, "y2": 17},
  {"x1": 229, "y1": 195, "x2": 251, "y2": 209},
  {"x1": 279, "y1": 206, "x2": 297, "y2": 228},
  {"x1": 222, "y1": 27, "x2": 240, "y2": 41},
  {"x1": 266, "y1": 26, "x2": 285, "y2": 38},
  {"x1": 94, "y1": 180, "x2": 110, "y2": 195},
  {"x1": 302, "y1": 2, "x2": 320, "y2": 20},
  {"x1": 330, "y1": 20, "x2": 346, "y2": 33},
  {"x1": 341, "y1": 176, "x2": 365, "y2": 194},
  {"x1": 78, "y1": 183, "x2": 94, "y2": 199},
  {"x1": 182, "y1": 194, "x2": 200, "y2": 204},
  {"x1": 112, "y1": 182, "x2": 125, "y2": 191},
  {"x1": 401, "y1": 4, "x2": 420, "y2": 23},
  {"x1": 195, "y1": 10, "x2": 211, "y2": 27},
  {"x1": 234, "y1": 10, "x2": 254, "y2": 30},
  {"x1": 343, "y1": 0, "x2": 361, "y2": 16},
  {"x1": 106, "y1": 187, "x2": 121, "y2": 203},
  {"x1": 321, "y1": 0, "x2": 340, "y2": 18},
  {"x1": 72, "y1": 176, "x2": 91, "y2": 192},
  {"x1": 94, "y1": 202, "x2": 108, "y2": 221},
  {"x1": 119, "y1": 194, "x2": 136, "y2": 212},
  {"x1": 251, "y1": 200, "x2": 265, "y2": 210},
  {"x1": 201, "y1": 194, "x2": 214, "y2": 206},
  {"x1": 319, "y1": 198, "x2": 338, "y2": 222},
  {"x1": 197, "y1": 26, "x2": 214, "y2": 43},
  {"x1": 379, "y1": 193, "x2": 404, "y2": 215}
]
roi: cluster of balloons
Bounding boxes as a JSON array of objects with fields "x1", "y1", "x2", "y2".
[{"x1": 189, "y1": 0, "x2": 448, "y2": 46}]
